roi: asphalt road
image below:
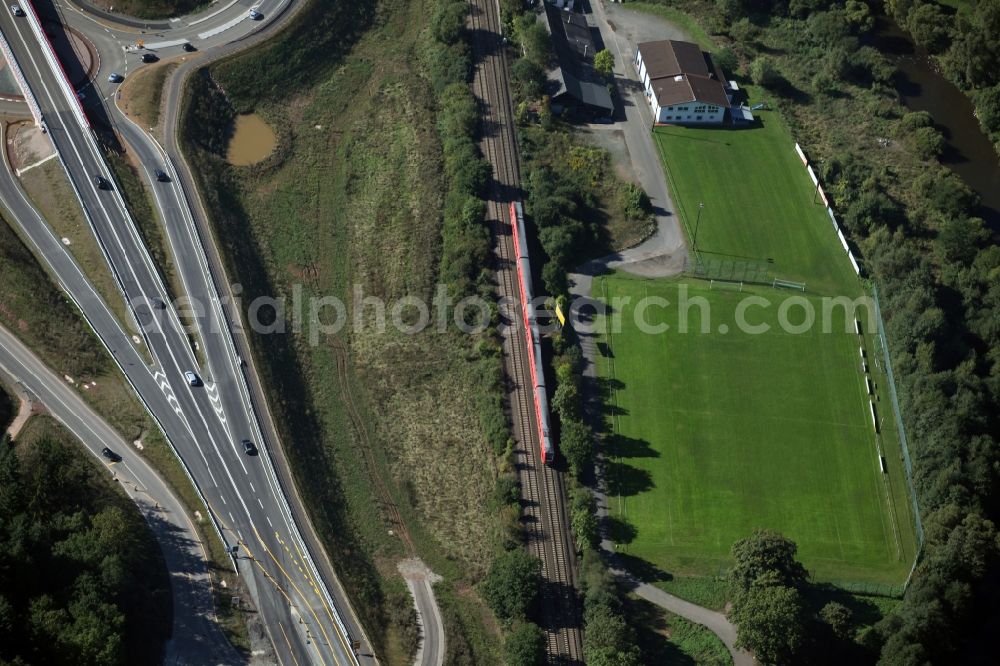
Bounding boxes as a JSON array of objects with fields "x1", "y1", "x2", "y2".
[
  {"x1": 0, "y1": 323, "x2": 243, "y2": 666},
  {"x1": 0, "y1": 1, "x2": 370, "y2": 664}
]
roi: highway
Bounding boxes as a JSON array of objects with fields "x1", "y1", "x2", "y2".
[
  {"x1": 0, "y1": 324, "x2": 243, "y2": 666},
  {"x1": 0, "y1": 1, "x2": 371, "y2": 664}
]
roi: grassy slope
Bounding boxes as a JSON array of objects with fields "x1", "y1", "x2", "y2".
[
  {"x1": 653, "y1": 109, "x2": 858, "y2": 296},
  {"x1": 628, "y1": 594, "x2": 732, "y2": 665},
  {"x1": 89, "y1": 0, "x2": 206, "y2": 19},
  {"x1": 183, "y1": 0, "x2": 505, "y2": 659},
  {"x1": 598, "y1": 276, "x2": 916, "y2": 584},
  {"x1": 17, "y1": 156, "x2": 136, "y2": 336}
]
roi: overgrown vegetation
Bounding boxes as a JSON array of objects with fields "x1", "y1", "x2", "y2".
[
  {"x1": 179, "y1": 0, "x2": 517, "y2": 660},
  {"x1": 883, "y1": 0, "x2": 1000, "y2": 153},
  {"x1": 0, "y1": 425, "x2": 170, "y2": 665},
  {"x1": 505, "y1": 6, "x2": 655, "y2": 297},
  {"x1": 628, "y1": 1, "x2": 1000, "y2": 663},
  {"x1": 88, "y1": 0, "x2": 205, "y2": 20},
  {"x1": 627, "y1": 596, "x2": 732, "y2": 665}
]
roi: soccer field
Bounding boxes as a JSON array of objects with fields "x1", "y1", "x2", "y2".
[
  {"x1": 654, "y1": 113, "x2": 857, "y2": 296},
  {"x1": 593, "y1": 108, "x2": 918, "y2": 586},
  {"x1": 596, "y1": 277, "x2": 918, "y2": 584}
]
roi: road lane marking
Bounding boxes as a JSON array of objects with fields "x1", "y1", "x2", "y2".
[{"x1": 277, "y1": 621, "x2": 300, "y2": 666}]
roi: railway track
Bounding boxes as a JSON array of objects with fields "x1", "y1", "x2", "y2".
[{"x1": 467, "y1": 0, "x2": 583, "y2": 662}]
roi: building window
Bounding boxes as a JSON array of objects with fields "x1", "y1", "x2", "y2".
[{"x1": 696, "y1": 116, "x2": 702, "y2": 120}]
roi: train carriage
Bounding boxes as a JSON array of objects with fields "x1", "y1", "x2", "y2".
[{"x1": 509, "y1": 201, "x2": 555, "y2": 465}]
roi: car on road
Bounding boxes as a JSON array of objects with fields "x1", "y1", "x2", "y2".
[
  {"x1": 184, "y1": 370, "x2": 201, "y2": 386},
  {"x1": 141, "y1": 52, "x2": 159, "y2": 63},
  {"x1": 249, "y1": 9, "x2": 263, "y2": 20},
  {"x1": 154, "y1": 168, "x2": 169, "y2": 182},
  {"x1": 10, "y1": 4, "x2": 24, "y2": 16},
  {"x1": 108, "y1": 72, "x2": 124, "y2": 83},
  {"x1": 101, "y1": 447, "x2": 122, "y2": 462},
  {"x1": 151, "y1": 296, "x2": 166, "y2": 309},
  {"x1": 183, "y1": 42, "x2": 196, "y2": 52},
  {"x1": 93, "y1": 174, "x2": 109, "y2": 189},
  {"x1": 242, "y1": 439, "x2": 258, "y2": 456}
]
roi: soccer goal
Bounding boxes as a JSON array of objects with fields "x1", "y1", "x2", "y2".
[
  {"x1": 772, "y1": 278, "x2": 806, "y2": 291},
  {"x1": 710, "y1": 279, "x2": 744, "y2": 292}
]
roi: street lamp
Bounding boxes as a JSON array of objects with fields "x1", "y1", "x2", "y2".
[{"x1": 693, "y1": 202, "x2": 705, "y2": 253}]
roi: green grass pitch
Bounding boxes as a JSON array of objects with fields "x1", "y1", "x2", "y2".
[
  {"x1": 654, "y1": 112, "x2": 858, "y2": 296},
  {"x1": 593, "y1": 109, "x2": 918, "y2": 586},
  {"x1": 596, "y1": 278, "x2": 917, "y2": 584}
]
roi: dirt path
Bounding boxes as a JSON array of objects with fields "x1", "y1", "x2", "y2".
[{"x1": 3, "y1": 385, "x2": 38, "y2": 439}]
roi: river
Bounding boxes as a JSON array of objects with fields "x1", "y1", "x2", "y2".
[{"x1": 871, "y1": 18, "x2": 1000, "y2": 230}]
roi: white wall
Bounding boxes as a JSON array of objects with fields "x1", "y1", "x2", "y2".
[{"x1": 654, "y1": 102, "x2": 724, "y2": 124}]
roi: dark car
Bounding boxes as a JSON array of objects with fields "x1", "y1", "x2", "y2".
[
  {"x1": 101, "y1": 447, "x2": 122, "y2": 462},
  {"x1": 242, "y1": 439, "x2": 257, "y2": 456},
  {"x1": 154, "y1": 168, "x2": 169, "y2": 182},
  {"x1": 93, "y1": 174, "x2": 108, "y2": 189},
  {"x1": 183, "y1": 42, "x2": 196, "y2": 52},
  {"x1": 141, "y1": 52, "x2": 159, "y2": 63}
]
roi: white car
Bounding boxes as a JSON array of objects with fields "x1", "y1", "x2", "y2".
[
  {"x1": 184, "y1": 371, "x2": 201, "y2": 386},
  {"x1": 10, "y1": 4, "x2": 24, "y2": 17},
  {"x1": 249, "y1": 9, "x2": 263, "y2": 20},
  {"x1": 108, "y1": 72, "x2": 124, "y2": 83}
]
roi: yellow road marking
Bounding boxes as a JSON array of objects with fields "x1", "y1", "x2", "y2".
[
  {"x1": 278, "y1": 622, "x2": 301, "y2": 666},
  {"x1": 253, "y1": 526, "x2": 353, "y2": 662}
]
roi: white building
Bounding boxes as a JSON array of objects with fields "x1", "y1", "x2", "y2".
[{"x1": 635, "y1": 40, "x2": 730, "y2": 124}]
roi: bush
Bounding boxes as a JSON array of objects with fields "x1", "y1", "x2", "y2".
[
  {"x1": 898, "y1": 110, "x2": 934, "y2": 134},
  {"x1": 480, "y1": 550, "x2": 542, "y2": 621},
  {"x1": 713, "y1": 47, "x2": 738, "y2": 75},
  {"x1": 503, "y1": 621, "x2": 545, "y2": 666},
  {"x1": 749, "y1": 56, "x2": 780, "y2": 87},
  {"x1": 913, "y1": 126, "x2": 946, "y2": 160}
]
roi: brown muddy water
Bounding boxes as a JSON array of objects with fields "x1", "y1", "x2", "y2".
[
  {"x1": 871, "y1": 18, "x2": 1000, "y2": 231},
  {"x1": 226, "y1": 114, "x2": 277, "y2": 166}
]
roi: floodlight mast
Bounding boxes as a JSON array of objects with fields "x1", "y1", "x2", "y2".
[{"x1": 693, "y1": 202, "x2": 705, "y2": 253}]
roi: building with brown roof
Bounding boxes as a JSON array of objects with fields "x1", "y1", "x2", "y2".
[{"x1": 634, "y1": 40, "x2": 731, "y2": 124}]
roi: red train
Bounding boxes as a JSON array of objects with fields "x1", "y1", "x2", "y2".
[{"x1": 509, "y1": 201, "x2": 555, "y2": 465}]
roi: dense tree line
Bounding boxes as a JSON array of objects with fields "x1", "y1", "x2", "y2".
[
  {"x1": 0, "y1": 435, "x2": 170, "y2": 665},
  {"x1": 884, "y1": 0, "x2": 1000, "y2": 150},
  {"x1": 636, "y1": 0, "x2": 1000, "y2": 663}
]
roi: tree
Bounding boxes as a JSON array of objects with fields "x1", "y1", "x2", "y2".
[
  {"x1": 913, "y1": 125, "x2": 945, "y2": 160},
  {"x1": 432, "y1": 0, "x2": 467, "y2": 46},
  {"x1": 749, "y1": 56, "x2": 780, "y2": 87},
  {"x1": 481, "y1": 550, "x2": 542, "y2": 620},
  {"x1": 594, "y1": 49, "x2": 614, "y2": 79},
  {"x1": 504, "y1": 621, "x2": 545, "y2": 666},
  {"x1": 560, "y1": 418, "x2": 593, "y2": 478},
  {"x1": 583, "y1": 604, "x2": 642, "y2": 666},
  {"x1": 845, "y1": 0, "x2": 874, "y2": 34},
  {"x1": 820, "y1": 601, "x2": 853, "y2": 640},
  {"x1": 513, "y1": 58, "x2": 546, "y2": 101},
  {"x1": 730, "y1": 529, "x2": 808, "y2": 593},
  {"x1": 907, "y1": 2, "x2": 951, "y2": 53},
  {"x1": 974, "y1": 84, "x2": 1000, "y2": 134},
  {"x1": 713, "y1": 47, "x2": 738, "y2": 75},
  {"x1": 732, "y1": 579, "x2": 807, "y2": 664}
]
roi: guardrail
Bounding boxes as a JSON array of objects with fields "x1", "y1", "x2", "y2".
[
  {"x1": 10, "y1": 2, "x2": 239, "y2": 586},
  {"x1": 22, "y1": 0, "x2": 90, "y2": 129},
  {"x1": 0, "y1": 30, "x2": 44, "y2": 127},
  {"x1": 16, "y1": 2, "x2": 361, "y2": 657}
]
